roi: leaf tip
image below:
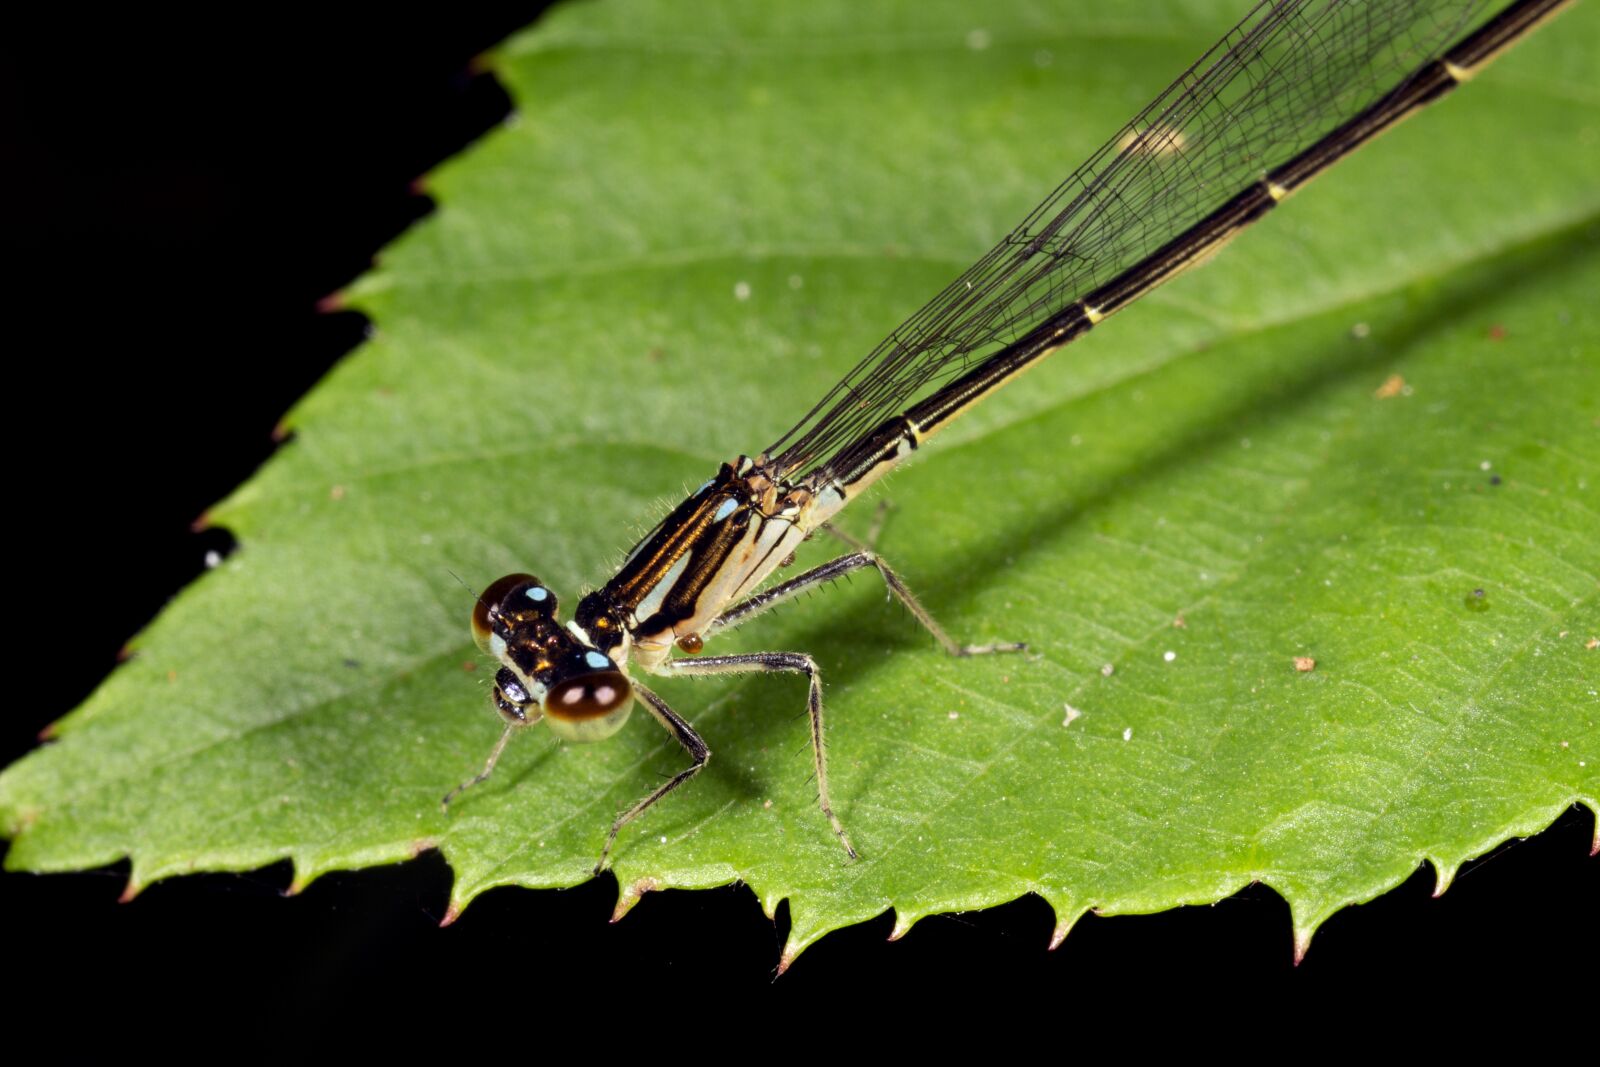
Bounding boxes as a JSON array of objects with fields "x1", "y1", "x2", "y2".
[
  {"x1": 776, "y1": 944, "x2": 799, "y2": 978},
  {"x1": 315, "y1": 290, "x2": 346, "y2": 314},
  {"x1": 1048, "y1": 914, "x2": 1080, "y2": 952},
  {"x1": 1431, "y1": 859, "x2": 1458, "y2": 898},
  {"x1": 611, "y1": 878, "x2": 659, "y2": 923},
  {"x1": 887, "y1": 912, "x2": 913, "y2": 942},
  {"x1": 440, "y1": 901, "x2": 463, "y2": 928},
  {"x1": 1292, "y1": 926, "x2": 1315, "y2": 966},
  {"x1": 118, "y1": 879, "x2": 143, "y2": 905},
  {"x1": 190, "y1": 510, "x2": 213, "y2": 533}
]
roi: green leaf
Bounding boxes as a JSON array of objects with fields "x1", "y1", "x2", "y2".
[{"x1": 3, "y1": 0, "x2": 1595, "y2": 967}]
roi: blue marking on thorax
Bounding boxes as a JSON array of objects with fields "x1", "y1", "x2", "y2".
[
  {"x1": 526, "y1": 586, "x2": 548, "y2": 602},
  {"x1": 713, "y1": 498, "x2": 738, "y2": 522},
  {"x1": 584, "y1": 650, "x2": 610, "y2": 670}
]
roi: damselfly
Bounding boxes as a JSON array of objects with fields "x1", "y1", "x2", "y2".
[{"x1": 444, "y1": 0, "x2": 1573, "y2": 873}]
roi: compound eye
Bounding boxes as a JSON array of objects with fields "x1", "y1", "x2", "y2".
[
  {"x1": 472, "y1": 573, "x2": 547, "y2": 654},
  {"x1": 543, "y1": 670, "x2": 634, "y2": 743}
]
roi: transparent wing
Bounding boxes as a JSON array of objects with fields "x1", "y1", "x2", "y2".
[{"x1": 764, "y1": 0, "x2": 1492, "y2": 482}]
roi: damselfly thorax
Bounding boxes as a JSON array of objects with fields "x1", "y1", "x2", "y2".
[
  {"x1": 444, "y1": 0, "x2": 1573, "y2": 874},
  {"x1": 595, "y1": 456, "x2": 822, "y2": 671}
]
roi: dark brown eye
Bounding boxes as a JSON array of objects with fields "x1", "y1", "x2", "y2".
[
  {"x1": 472, "y1": 573, "x2": 542, "y2": 654},
  {"x1": 546, "y1": 670, "x2": 629, "y2": 720},
  {"x1": 542, "y1": 670, "x2": 634, "y2": 743}
]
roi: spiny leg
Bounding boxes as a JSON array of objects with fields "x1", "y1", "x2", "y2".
[
  {"x1": 659, "y1": 652, "x2": 856, "y2": 861},
  {"x1": 441, "y1": 722, "x2": 516, "y2": 811},
  {"x1": 596, "y1": 682, "x2": 709, "y2": 876},
  {"x1": 824, "y1": 499, "x2": 892, "y2": 552},
  {"x1": 706, "y1": 548, "x2": 1026, "y2": 658},
  {"x1": 443, "y1": 667, "x2": 538, "y2": 812}
]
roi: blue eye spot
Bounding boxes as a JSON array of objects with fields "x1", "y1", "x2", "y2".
[
  {"x1": 526, "y1": 586, "x2": 549, "y2": 602},
  {"x1": 584, "y1": 651, "x2": 610, "y2": 670},
  {"x1": 713, "y1": 498, "x2": 738, "y2": 522}
]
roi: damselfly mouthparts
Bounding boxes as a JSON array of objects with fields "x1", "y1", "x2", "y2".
[{"x1": 444, "y1": 0, "x2": 1573, "y2": 873}]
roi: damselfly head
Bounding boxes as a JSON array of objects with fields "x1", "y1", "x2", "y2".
[{"x1": 472, "y1": 573, "x2": 635, "y2": 742}]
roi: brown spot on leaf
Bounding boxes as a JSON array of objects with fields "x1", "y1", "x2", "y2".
[{"x1": 1374, "y1": 374, "x2": 1406, "y2": 399}]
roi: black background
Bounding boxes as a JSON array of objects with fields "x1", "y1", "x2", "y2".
[{"x1": 4, "y1": 4, "x2": 1592, "y2": 1025}]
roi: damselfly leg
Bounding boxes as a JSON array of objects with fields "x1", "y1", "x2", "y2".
[
  {"x1": 709, "y1": 541, "x2": 1030, "y2": 659},
  {"x1": 595, "y1": 682, "x2": 709, "y2": 875},
  {"x1": 595, "y1": 539, "x2": 1025, "y2": 871}
]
